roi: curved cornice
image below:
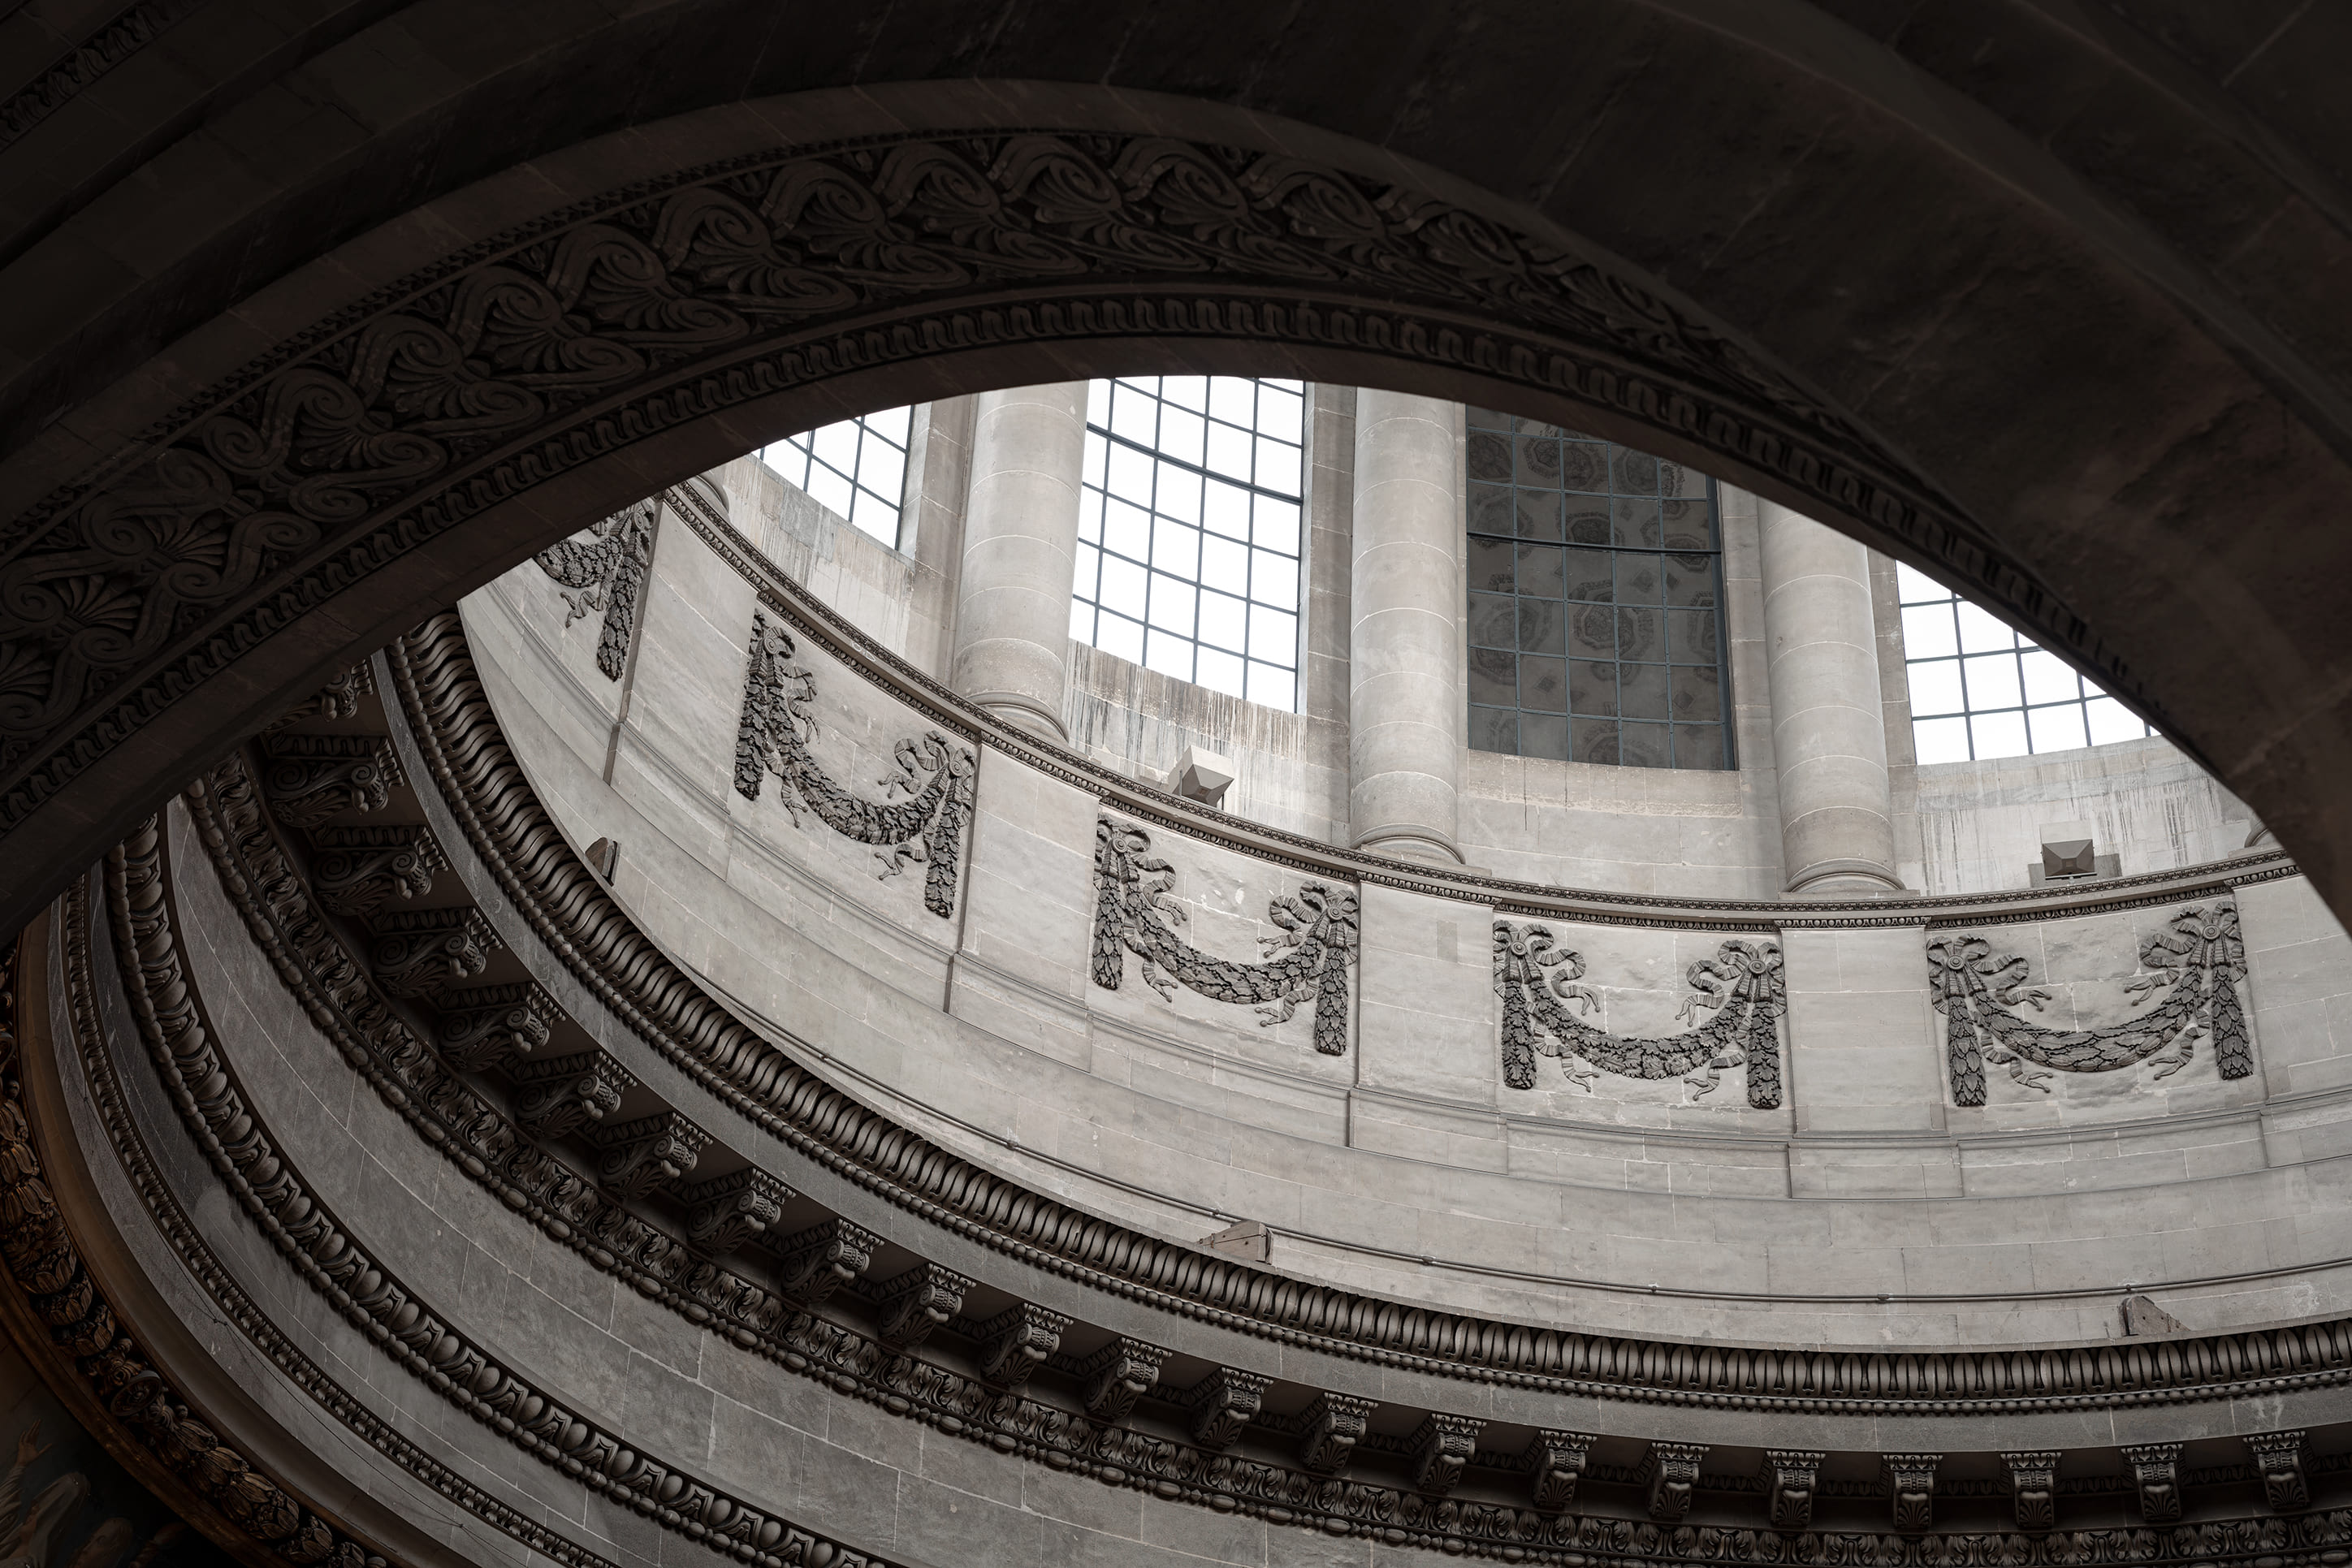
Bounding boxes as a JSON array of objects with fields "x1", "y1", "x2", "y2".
[
  {"x1": 659, "y1": 475, "x2": 2300, "y2": 932},
  {"x1": 378, "y1": 611, "x2": 2352, "y2": 1411},
  {"x1": 0, "y1": 100, "x2": 2177, "y2": 940},
  {"x1": 0, "y1": 917, "x2": 400, "y2": 1568},
  {"x1": 92, "y1": 735, "x2": 2352, "y2": 1568}
]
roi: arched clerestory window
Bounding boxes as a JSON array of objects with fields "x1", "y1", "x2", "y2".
[
  {"x1": 1465, "y1": 408, "x2": 1735, "y2": 769},
  {"x1": 1896, "y1": 564, "x2": 2155, "y2": 761},
  {"x1": 1070, "y1": 376, "x2": 1307, "y2": 712},
  {"x1": 757, "y1": 407, "x2": 914, "y2": 549}
]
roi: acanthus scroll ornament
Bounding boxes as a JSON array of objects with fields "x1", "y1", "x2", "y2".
[
  {"x1": 1091, "y1": 817, "x2": 1358, "y2": 1056},
  {"x1": 1928, "y1": 901, "x2": 2251, "y2": 1105},
  {"x1": 1493, "y1": 922, "x2": 1784, "y2": 1108},
  {"x1": 733, "y1": 611, "x2": 975, "y2": 918},
  {"x1": 534, "y1": 500, "x2": 655, "y2": 680}
]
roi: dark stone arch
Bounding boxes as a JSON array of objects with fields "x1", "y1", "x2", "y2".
[{"x1": 2, "y1": 6, "x2": 2350, "y2": 933}]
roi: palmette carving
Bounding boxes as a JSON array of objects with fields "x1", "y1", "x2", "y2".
[
  {"x1": 590, "y1": 1112, "x2": 709, "y2": 1199},
  {"x1": 1883, "y1": 1454, "x2": 1940, "y2": 1533},
  {"x1": 876, "y1": 1264, "x2": 970, "y2": 1349},
  {"x1": 434, "y1": 982, "x2": 555, "y2": 1072},
  {"x1": 261, "y1": 734, "x2": 402, "y2": 827},
  {"x1": 2246, "y1": 1431, "x2": 2307, "y2": 1512},
  {"x1": 535, "y1": 500, "x2": 655, "y2": 680},
  {"x1": 1641, "y1": 1443, "x2": 1706, "y2": 1523},
  {"x1": 1410, "y1": 1415, "x2": 1483, "y2": 1497},
  {"x1": 1296, "y1": 1392, "x2": 1376, "y2": 1475},
  {"x1": 978, "y1": 1303, "x2": 1069, "y2": 1390},
  {"x1": 512, "y1": 1052, "x2": 631, "y2": 1138},
  {"x1": 2122, "y1": 1444, "x2": 2183, "y2": 1523},
  {"x1": 1528, "y1": 1432, "x2": 1593, "y2": 1513},
  {"x1": 773, "y1": 1219, "x2": 878, "y2": 1306},
  {"x1": 1930, "y1": 902, "x2": 2251, "y2": 1104},
  {"x1": 2004, "y1": 1451, "x2": 2061, "y2": 1532},
  {"x1": 307, "y1": 823, "x2": 444, "y2": 914},
  {"x1": 681, "y1": 1169, "x2": 791, "y2": 1256},
  {"x1": 1762, "y1": 1450, "x2": 1822, "y2": 1532},
  {"x1": 1092, "y1": 818, "x2": 1358, "y2": 1056},
  {"x1": 733, "y1": 612, "x2": 975, "y2": 918},
  {"x1": 1187, "y1": 1368, "x2": 1266, "y2": 1449},
  {"x1": 366, "y1": 905, "x2": 496, "y2": 997},
  {"x1": 1494, "y1": 922, "x2": 1784, "y2": 1106},
  {"x1": 1080, "y1": 1338, "x2": 1166, "y2": 1422}
]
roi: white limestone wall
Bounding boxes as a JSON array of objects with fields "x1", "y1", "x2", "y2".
[
  {"x1": 1060, "y1": 643, "x2": 1350, "y2": 844},
  {"x1": 457, "y1": 505, "x2": 2352, "y2": 1351},
  {"x1": 1911, "y1": 737, "x2": 2258, "y2": 894}
]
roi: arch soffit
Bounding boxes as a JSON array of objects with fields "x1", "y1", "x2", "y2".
[{"x1": 2, "y1": 53, "x2": 2350, "y2": 932}]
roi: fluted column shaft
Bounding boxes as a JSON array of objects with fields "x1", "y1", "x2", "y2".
[
  {"x1": 949, "y1": 382, "x2": 1090, "y2": 741},
  {"x1": 1758, "y1": 499, "x2": 1901, "y2": 894},
  {"x1": 1348, "y1": 391, "x2": 1463, "y2": 863}
]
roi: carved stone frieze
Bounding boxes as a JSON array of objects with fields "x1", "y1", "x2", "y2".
[
  {"x1": 1930, "y1": 902, "x2": 2251, "y2": 1104},
  {"x1": 5, "y1": 920, "x2": 400, "y2": 1568},
  {"x1": 535, "y1": 500, "x2": 655, "y2": 680},
  {"x1": 2246, "y1": 1430, "x2": 2308, "y2": 1513},
  {"x1": 1410, "y1": 1415, "x2": 1483, "y2": 1497},
  {"x1": 306, "y1": 823, "x2": 445, "y2": 915},
  {"x1": 1079, "y1": 1337, "x2": 1166, "y2": 1423},
  {"x1": 86, "y1": 827, "x2": 879, "y2": 1568},
  {"x1": 1187, "y1": 1367, "x2": 1267, "y2": 1450},
  {"x1": 262, "y1": 659, "x2": 375, "y2": 734},
  {"x1": 261, "y1": 733, "x2": 402, "y2": 827},
  {"x1": 104, "y1": 736, "x2": 2352, "y2": 1568},
  {"x1": 876, "y1": 1263, "x2": 971, "y2": 1350},
  {"x1": 978, "y1": 1303, "x2": 1069, "y2": 1391},
  {"x1": 680, "y1": 1169, "x2": 792, "y2": 1257},
  {"x1": 734, "y1": 611, "x2": 975, "y2": 918},
  {"x1": 2003, "y1": 1450, "x2": 2061, "y2": 1532},
  {"x1": 1883, "y1": 1454, "x2": 1941, "y2": 1534},
  {"x1": 1092, "y1": 818, "x2": 1358, "y2": 1056},
  {"x1": 383, "y1": 616, "x2": 2352, "y2": 1419},
  {"x1": 1528, "y1": 1431, "x2": 1593, "y2": 1514},
  {"x1": 1762, "y1": 1450, "x2": 1823, "y2": 1532},
  {"x1": 1640, "y1": 1442, "x2": 1706, "y2": 1523},
  {"x1": 366, "y1": 905, "x2": 496, "y2": 998},
  {"x1": 773, "y1": 1218, "x2": 879, "y2": 1307},
  {"x1": 1296, "y1": 1392, "x2": 1376, "y2": 1475},
  {"x1": 2121, "y1": 1443, "x2": 2183, "y2": 1524},
  {"x1": 1, "y1": 112, "x2": 1993, "y2": 864},
  {"x1": 511, "y1": 1051, "x2": 633, "y2": 1138},
  {"x1": 1494, "y1": 922, "x2": 1785, "y2": 1106},
  {"x1": 434, "y1": 981, "x2": 555, "y2": 1073},
  {"x1": 590, "y1": 1112, "x2": 709, "y2": 1199}
]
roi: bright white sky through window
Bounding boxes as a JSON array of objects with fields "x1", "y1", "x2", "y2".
[
  {"x1": 759, "y1": 407, "x2": 912, "y2": 549},
  {"x1": 1071, "y1": 376, "x2": 1307, "y2": 712},
  {"x1": 1898, "y1": 563, "x2": 2155, "y2": 764}
]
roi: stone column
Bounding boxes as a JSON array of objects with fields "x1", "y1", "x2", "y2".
[
  {"x1": 1757, "y1": 499, "x2": 1902, "y2": 893},
  {"x1": 1349, "y1": 390, "x2": 1463, "y2": 863},
  {"x1": 949, "y1": 382, "x2": 1090, "y2": 741}
]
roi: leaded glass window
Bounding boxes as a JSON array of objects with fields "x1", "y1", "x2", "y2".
[
  {"x1": 1465, "y1": 408, "x2": 1732, "y2": 768},
  {"x1": 1071, "y1": 376, "x2": 1306, "y2": 712},
  {"x1": 758, "y1": 406, "x2": 913, "y2": 548},
  {"x1": 1897, "y1": 564, "x2": 2155, "y2": 762}
]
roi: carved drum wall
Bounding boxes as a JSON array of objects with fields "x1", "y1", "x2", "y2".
[{"x1": 459, "y1": 480, "x2": 2352, "y2": 1351}]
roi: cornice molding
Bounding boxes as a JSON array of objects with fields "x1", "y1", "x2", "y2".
[
  {"x1": 381, "y1": 611, "x2": 2352, "y2": 1414},
  {"x1": 89, "y1": 778, "x2": 2352, "y2": 1568},
  {"x1": 0, "y1": 119, "x2": 2156, "y2": 892},
  {"x1": 660, "y1": 477, "x2": 2299, "y2": 931},
  {"x1": 0, "y1": 912, "x2": 397, "y2": 1568}
]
